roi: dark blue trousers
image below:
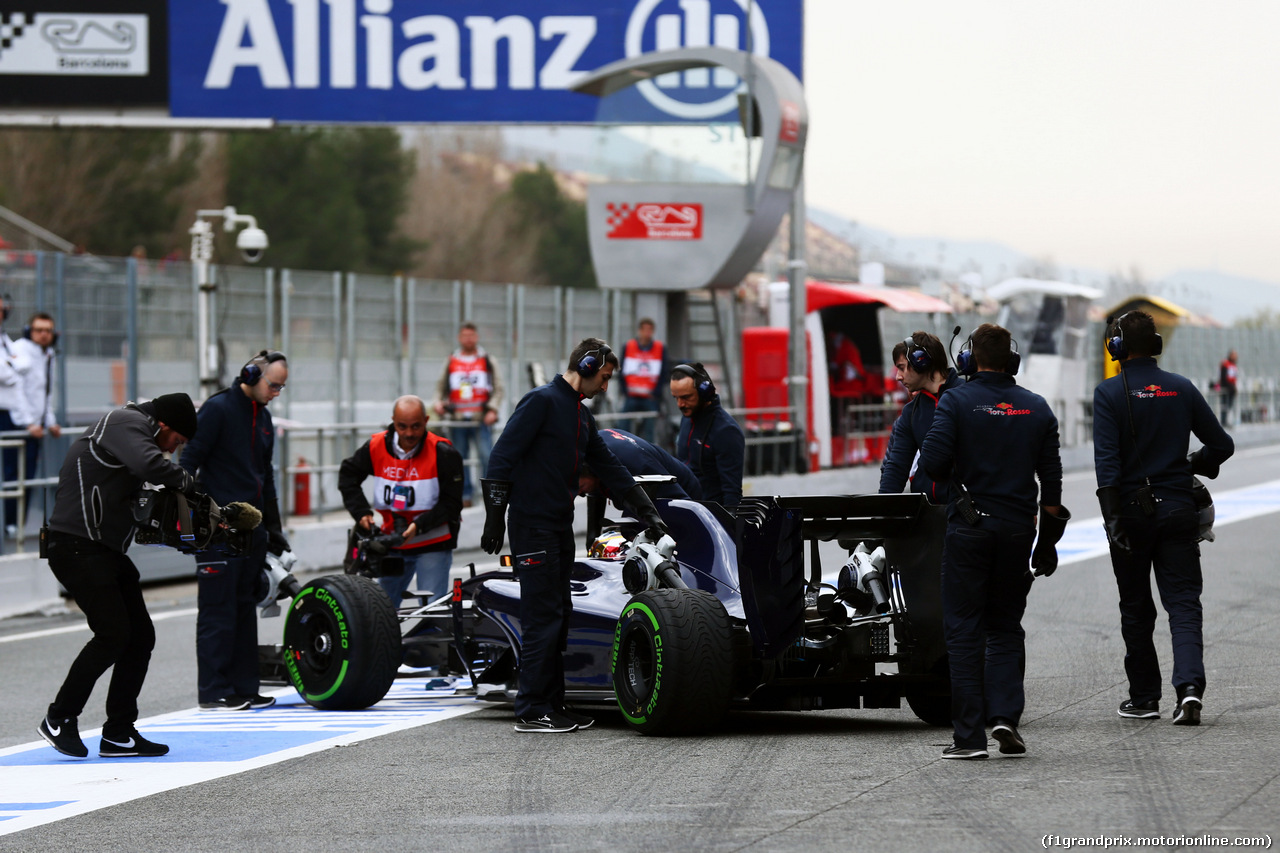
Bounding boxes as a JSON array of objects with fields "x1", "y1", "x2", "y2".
[
  {"x1": 941, "y1": 517, "x2": 1035, "y2": 749},
  {"x1": 1110, "y1": 505, "x2": 1203, "y2": 703},
  {"x1": 508, "y1": 521, "x2": 575, "y2": 719},
  {"x1": 196, "y1": 526, "x2": 267, "y2": 702}
]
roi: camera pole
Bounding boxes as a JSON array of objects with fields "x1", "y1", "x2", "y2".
[{"x1": 188, "y1": 206, "x2": 269, "y2": 400}]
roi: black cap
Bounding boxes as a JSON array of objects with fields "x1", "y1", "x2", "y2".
[{"x1": 151, "y1": 392, "x2": 198, "y2": 439}]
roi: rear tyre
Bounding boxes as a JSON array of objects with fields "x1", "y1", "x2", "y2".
[
  {"x1": 612, "y1": 588, "x2": 733, "y2": 735},
  {"x1": 283, "y1": 574, "x2": 400, "y2": 710},
  {"x1": 903, "y1": 654, "x2": 952, "y2": 727}
]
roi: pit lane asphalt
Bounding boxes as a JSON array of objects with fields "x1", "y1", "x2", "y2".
[{"x1": 2, "y1": 447, "x2": 1279, "y2": 851}]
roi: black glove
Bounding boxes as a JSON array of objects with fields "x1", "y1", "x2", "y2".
[
  {"x1": 1031, "y1": 505, "x2": 1071, "y2": 577},
  {"x1": 267, "y1": 528, "x2": 290, "y2": 556},
  {"x1": 480, "y1": 478, "x2": 512, "y2": 555},
  {"x1": 624, "y1": 484, "x2": 668, "y2": 541},
  {"x1": 1188, "y1": 449, "x2": 1220, "y2": 479},
  {"x1": 1096, "y1": 486, "x2": 1132, "y2": 555}
]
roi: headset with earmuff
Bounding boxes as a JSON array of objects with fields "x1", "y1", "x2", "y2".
[
  {"x1": 672, "y1": 363, "x2": 715, "y2": 402},
  {"x1": 576, "y1": 343, "x2": 613, "y2": 379},
  {"x1": 239, "y1": 350, "x2": 287, "y2": 386},
  {"x1": 22, "y1": 323, "x2": 59, "y2": 348},
  {"x1": 903, "y1": 335, "x2": 931, "y2": 373},
  {"x1": 955, "y1": 332, "x2": 1020, "y2": 377},
  {"x1": 1105, "y1": 312, "x2": 1164, "y2": 362}
]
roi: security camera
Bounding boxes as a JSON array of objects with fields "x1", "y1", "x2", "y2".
[{"x1": 236, "y1": 226, "x2": 269, "y2": 264}]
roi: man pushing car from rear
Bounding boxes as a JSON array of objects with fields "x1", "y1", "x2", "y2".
[{"x1": 480, "y1": 337, "x2": 669, "y2": 733}]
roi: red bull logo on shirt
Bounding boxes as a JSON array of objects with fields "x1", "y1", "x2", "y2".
[
  {"x1": 1132, "y1": 385, "x2": 1179, "y2": 398},
  {"x1": 976, "y1": 402, "x2": 1032, "y2": 416}
]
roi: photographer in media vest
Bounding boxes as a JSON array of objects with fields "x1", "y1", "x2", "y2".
[
  {"x1": 432, "y1": 322, "x2": 504, "y2": 508},
  {"x1": 338, "y1": 395, "x2": 463, "y2": 608},
  {"x1": 618, "y1": 318, "x2": 666, "y2": 443}
]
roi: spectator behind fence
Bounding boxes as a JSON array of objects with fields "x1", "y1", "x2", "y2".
[
  {"x1": 618, "y1": 318, "x2": 667, "y2": 443},
  {"x1": 338, "y1": 395, "x2": 463, "y2": 608},
  {"x1": 1217, "y1": 349, "x2": 1238, "y2": 427},
  {"x1": 13, "y1": 312, "x2": 62, "y2": 518},
  {"x1": 432, "y1": 322, "x2": 504, "y2": 508},
  {"x1": 0, "y1": 294, "x2": 33, "y2": 536}
]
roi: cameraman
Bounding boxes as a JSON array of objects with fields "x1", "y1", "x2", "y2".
[
  {"x1": 180, "y1": 350, "x2": 289, "y2": 712},
  {"x1": 338, "y1": 395, "x2": 463, "y2": 607},
  {"x1": 38, "y1": 393, "x2": 199, "y2": 758}
]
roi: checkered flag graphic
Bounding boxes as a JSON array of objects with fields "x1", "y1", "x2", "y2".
[
  {"x1": 0, "y1": 12, "x2": 30, "y2": 56},
  {"x1": 605, "y1": 203, "x2": 633, "y2": 230}
]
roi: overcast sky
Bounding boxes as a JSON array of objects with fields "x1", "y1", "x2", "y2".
[{"x1": 802, "y1": 0, "x2": 1280, "y2": 282}]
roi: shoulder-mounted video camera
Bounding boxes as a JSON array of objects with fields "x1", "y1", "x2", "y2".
[
  {"x1": 131, "y1": 488, "x2": 261, "y2": 555},
  {"x1": 343, "y1": 524, "x2": 406, "y2": 578}
]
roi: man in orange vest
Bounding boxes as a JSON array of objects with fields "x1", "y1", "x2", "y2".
[
  {"x1": 432, "y1": 322, "x2": 504, "y2": 507},
  {"x1": 339, "y1": 395, "x2": 463, "y2": 607},
  {"x1": 618, "y1": 317, "x2": 666, "y2": 443}
]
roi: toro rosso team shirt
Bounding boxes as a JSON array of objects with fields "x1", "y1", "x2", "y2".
[
  {"x1": 179, "y1": 384, "x2": 278, "y2": 511},
  {"x1": 676, "y1": 395, "x2": 744, "y2": 510},
  {"x1": 598, "y1": 427, "x2": 702, "y2": 501},
  {"x1": 919, "y1": 371, "x2": 1062, "y2": 528},
  {"x1": 1093, "y1": 357, "x2": 1233, "y2": 511},
  {"x1": 486, "y1": 375, "x2": 634, "y2": 528}
]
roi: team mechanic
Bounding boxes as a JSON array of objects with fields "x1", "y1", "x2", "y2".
[
  {"x1": 919, "y1": 323, "x2": 1066, "y2": 760},
  {"x1": 1095, "y1": 311, "x2": 1234, "y2": 725},
  {"x1": 481, "y1": 338, "x2": 669, "y2": 734},
  {"x1": 338, "y1": 395, "x2": 463, "y2": 607},
  {"x1": 670, "y1": 362, "x2": 745, "y2": 511},
  {"x1": 38, "y1": 393, "x2": 200, "y2": 758},
  {"x1": 879, "y1": 331, "x2": 963, "y2": 500},
  {"x1": 181, "y1": 350, "x2": 290, "y2": 712}
]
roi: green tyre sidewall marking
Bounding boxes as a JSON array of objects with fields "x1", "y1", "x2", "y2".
[
  {"x1": 614, "y1": 600, "x2": 661, "y2": 726},
  {"x1": 283, "y1": 585, "x2": 351, "y2": 702}
]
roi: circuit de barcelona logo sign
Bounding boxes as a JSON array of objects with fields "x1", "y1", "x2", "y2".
[{"x1": 169, "y1": 0, "x2": 802, "y2": 123}]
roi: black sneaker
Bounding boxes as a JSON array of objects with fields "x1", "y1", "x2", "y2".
[
  {"x1": 1118, "y1": 698, "x2": 1160, "y2": 719},
  {"x1": 199, "y1": 695, "x2": 251, "y2": 711},
  {"x1": 990, "y1": 719, "x2": 1026, "y2": 755},
  {"x1": 514, "y1": 712, "x2": 578, "y2": 733},
  {"x1": 247, "y1": 694, "x2": 277, "y2": 710},
  {"x1": 1173, "y1": 686, "x2": 1202, "y2": 726},
  {"x1": 558, "y1": 707, "x2": 595, "y2": 730},
  {"x1": 38, "y1": 715, "x2": 88, "y2": 758},
  {"x1": 941, "y1": 744, "x2": 988, "y2": 760},
  {"x1": 100, "y1": 729, "x2": 170, "y2": 758}
]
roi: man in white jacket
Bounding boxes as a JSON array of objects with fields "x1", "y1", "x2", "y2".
[
  {"x1": 13, "y1": 312, "x2": 61, "y2": 526},
  {"x1": 0, "y1": 296, "x2": 33, "y2": 536}
]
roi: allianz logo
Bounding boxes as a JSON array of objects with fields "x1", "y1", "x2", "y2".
[{"x1": 202, "y1": 0, "x2": 772, "y2": 119}]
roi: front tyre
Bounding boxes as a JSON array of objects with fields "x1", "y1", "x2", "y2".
[
  {"x1": 283, "y1": 574, "x2": 400, "y2": 710},
  {"x1": 612, "y1": 588, "x2": 733, "y2": 736}
]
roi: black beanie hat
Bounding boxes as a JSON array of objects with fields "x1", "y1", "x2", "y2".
[{"x1": 151, "y1": 392, "x2": 198, "y2": 439}]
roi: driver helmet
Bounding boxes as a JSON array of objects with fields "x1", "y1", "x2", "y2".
[{"x1": 588, "y1": 531, "x2": 627, "y2": 560}]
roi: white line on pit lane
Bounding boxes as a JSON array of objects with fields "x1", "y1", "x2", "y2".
[
  {"x1": 1057, "y1": 477, "x2": 1280, "y2": 565},
  {"x1": 0, "y1": 607, "x2": 199, "y2": 644},
  {"x1": 0, "y1": 680, "x2": 484, "y2": 836}
]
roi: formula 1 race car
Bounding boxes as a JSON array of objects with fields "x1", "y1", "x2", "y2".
[{"x1": 259, "y1": 488, "x2": 953, "y2": 735}]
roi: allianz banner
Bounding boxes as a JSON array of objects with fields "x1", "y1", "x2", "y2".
[{"x1": 169, "y1": 0, "x2": 803, "y2": 123}]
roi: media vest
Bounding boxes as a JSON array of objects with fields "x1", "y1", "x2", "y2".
[
  {"x1": 622, "y1": 339, "x2": 664, "y2": 398},
  {"x1": 367, "y1": 430, "x2": 452, "y2": 550},
  {"x1": 446, "y1": 350, "x2": 494, "y2": 419}
]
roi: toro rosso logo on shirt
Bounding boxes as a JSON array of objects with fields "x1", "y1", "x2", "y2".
[
  {"x1": 975, "y1": 402, "x2": 1032, "y2": 416},
  {"x1": 1132, "y1": 384, "x2": 1179, "y2": 398}
]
